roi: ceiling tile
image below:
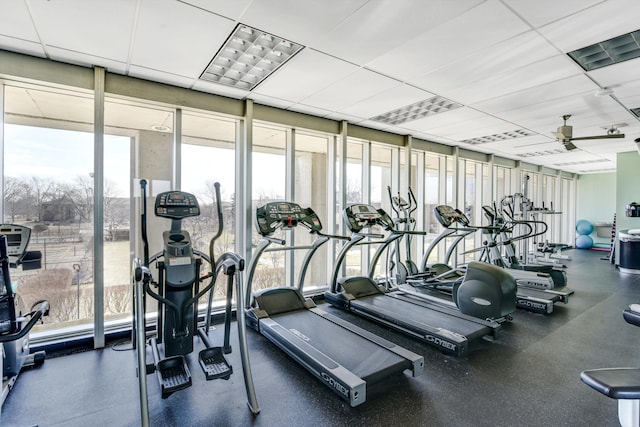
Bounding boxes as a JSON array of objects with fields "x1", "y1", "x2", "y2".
[
  {"x1": 410, "y1": 31, "x2": 560, "y2": 96},
  {"x1": 128, "y1": 65, "x2": 198, "y2": 89},
  {"x1": 251, "y1": 48, "x2": 358, "y2": 103},
  {"x1": 29, "y1": 0, "x2": 137, "y2": 62},
  {"x1": 301, "y1": 68, "x2": 400, "y2": 111},
  {"x1": 180, "y1": 0, "x2": 254, "y2": 21},
  {"x1": 588, "y1": 58, "x2": 640, "y2": 89},
  {"x1": 0, "y1": 36, "x2": 45, "y2": 58},
  {"x1": 192, "y1": 79, "x2": 250, "y2": 100},
  {"x1": 447, "y1": 55, "x2": 582, "y2": 105},
  {"x1": 340, "y1": 83, "x2": 434, "y2": 119},
  {"x1": 239, "y1": 0, "x2": 369, "y2": 47},
  {"x1": 0, "y1": 1, "x2": 39, "y2": 42},
  {"x1": 313, "y1": 0, "x2": 484, "y2": 64},
  {"x1": 47, "y1": 47, "x2": 127, "y2": 74},
  {"x1": 539, "y1": 0, "x2": 640, "y2": 52},
  {"x1": 131, "y1": 0, "x2": 236, "y2": 78},
  {"x1": 367, "y1": 0, "x2": 531, "y2": 81},
  {"x1": 503, "y1": 0, "x2": 603, "y2": 28}
]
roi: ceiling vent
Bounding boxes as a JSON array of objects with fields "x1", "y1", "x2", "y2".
[
  {"x1": 370, "y1": 96, "x2": 462, "y2": 125},
  {"x1": 568, "y1": 29, "x2": 640, "y2": 71},
  {"x1": 200, "y1": 24, "x2": 304, "y2": 90},
  {"x1": 631, "y1": 107, "x2": 640, "y2": 118}
]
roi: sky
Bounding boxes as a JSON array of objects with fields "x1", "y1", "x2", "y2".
[{"x1": 4, "y1": 124, "x2": 288, "y2": 203}]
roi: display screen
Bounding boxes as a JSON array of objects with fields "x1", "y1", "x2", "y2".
[
  {"x1": 4, "y1": 234, "x2": 21, "y2": 247},
  {"x1": 169, "y1": 193, "x2": 185, "y2": 201},
  {"x1": 279, "y1": 203, "x2": 291, "y2": 212}
]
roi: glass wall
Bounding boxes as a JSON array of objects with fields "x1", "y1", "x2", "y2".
[
  {"x1": 250, "y1": 124, "x2": 286, "y2": 292},
  {"x1": 3, "y1": 84, "x2": 95, "y2": 333},
  {"x1": 180, "y1": 111, "x2": 237, "y2": 304},
  {"x1": 369, "y1": 144, "x2": 393, "y2": 277},
  {"x1": 104, "y1": 98, "x2": 175, "y2": 326},
  {"x1": 493, "y1": 165, "x2": 512, "y2": 206},
  {"x1": 0, "y1": 63, "x2": 579, "y2": 345},
  {"x1": 294, "y1": 132, "x2": 330, "y2": 291},
  {"x1": 455, "y1": 159, "x2": 490, "y2": 265},
  {"x1": 343, "y1": 140, "x2": 363, "y2": 277}
]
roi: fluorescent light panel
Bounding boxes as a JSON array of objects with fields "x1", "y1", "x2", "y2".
[
  {"x1": 553, "y1": 159, "x2": 609, "y2": 166},
  {"x1": 579, "y1": 168, "x2": 615, "y2": 173},
  {"x1": 370, "y1": 96, "x2": 463, "y2": 125},
  {"x1": 568, "y1": 29, "x2": 640, "y2": 71},
  {"x1": 200, "y1": 24, "x2": 304, "y2": 90},
  {"x1": 518, "y1": 149, "x2": 566, "y2": 158},
  {"x1": 462, "y1": 129, "x2": 535, "y2": 145}
]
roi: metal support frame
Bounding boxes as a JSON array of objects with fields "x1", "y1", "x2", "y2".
[{"x1": 93, "y1": 67, "x2": 105, "y2": 349}]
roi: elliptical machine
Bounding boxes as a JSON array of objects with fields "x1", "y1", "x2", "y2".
[
  {"x1": 386, "y1": 186, "x2": 431, "y2": 285},
  {"x1": 0, "y1": 225, "x2": 49, "y2": 417},
  {"x1": 132, "y1": 180, "x2": 259, "y2": 426}
]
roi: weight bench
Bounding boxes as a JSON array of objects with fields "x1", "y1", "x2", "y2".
[{"x1": 581, "y1": 305, "x2": 640, "y2": 427}]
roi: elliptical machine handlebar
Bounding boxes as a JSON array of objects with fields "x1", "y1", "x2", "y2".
[{"x1": 0, "y1": 300, "x2": 49, "y2": 343}]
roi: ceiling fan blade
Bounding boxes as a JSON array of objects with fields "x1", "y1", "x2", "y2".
[{"x1": 570, "y1": 133, "x2": 625, "y2": 141}]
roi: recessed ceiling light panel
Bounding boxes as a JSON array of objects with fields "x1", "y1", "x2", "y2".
[
  {"x1": 462, "y1": 129, "x2": 535, "y2": 145},
  {"x1": 553, "y1": 159, "x2": 609, "y2": 166},
  {"x1": 370, "y1": 96, "x2": 463, "y2": 125},
  {"x1": 200, "y1": 24, "x2": 304, "y2": 90},
  {"x1": 568, "y1": 29, "x2": 640, "y2": 71},
  {"x1": 518, "y1": 149, "x2": 566, "y2": 158}
]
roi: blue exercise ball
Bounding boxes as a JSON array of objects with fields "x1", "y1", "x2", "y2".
[
  {"x1": 575, "y1": 234, "x2": 593, "y2": 249},
  {"x1": 576, "y1": 219, "x2": 594, "y2": 235}
]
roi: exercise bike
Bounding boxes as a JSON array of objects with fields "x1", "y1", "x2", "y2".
[{"x1": 132, "y1": 180, "x2": 259, "y2": 426}]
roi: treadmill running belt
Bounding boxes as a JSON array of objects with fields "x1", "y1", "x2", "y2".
[{"x1": 269, "y1": 309, "x2": 410, "y2": 382}]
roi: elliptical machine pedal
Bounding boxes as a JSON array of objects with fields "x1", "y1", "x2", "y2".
[
  {"x1": 156, "y1": 354, "x2": 192, "y2": 399},
  {"x1": 198, "y1": 346, "x2": 232, "y2": 380}
]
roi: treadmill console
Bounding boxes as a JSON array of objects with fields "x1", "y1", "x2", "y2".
[
  {"x1": 155, "y1": 191, "x2": 200, "y2": 220},
  {"x1": 343, "y1": 204, "x2": 394, "y2": 233},
  {"x1": 434, "y1": 205, "x2": 470, "y2": 228},
  {"x1": 255, "y1": 202, "x2": 323, "y2": 236}
]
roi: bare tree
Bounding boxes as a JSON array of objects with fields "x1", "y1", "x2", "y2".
[
  {"x1": 29, "y1": 176, "x2": 57, "y2": 221},
  {"x1": 104, "y1": 178, "x2": 127, "y2": 240},
  {"x1": 4, "y1": 176, "x2": 29, "y2": 222},
  {"x1": 63, "y1": 175, "x2": 93, "y2": 221}
]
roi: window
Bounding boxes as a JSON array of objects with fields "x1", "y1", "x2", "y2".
[
  {"x1": 3, "y1": 84, "x2": 95, "y2": 333},
  {"x1": 181, "y1": 111, "x2": 237, "y2": 304},
  {"x1": 294, "y1": 132, "x2": 329, "y2": 291},
  {"x1": 250, "y1": 124, "x2": 286, "y2": 292}
]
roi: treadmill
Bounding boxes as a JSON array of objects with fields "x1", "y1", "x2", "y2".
[
  {"x1": 324, "y1": 204, "x2": 507, "y2": 357},
  {"x1": 244, "y1": 202, "x2": 423, "y2": 407}
]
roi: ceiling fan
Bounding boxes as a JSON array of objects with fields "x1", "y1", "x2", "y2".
[{"x1": 552, "y1": 114, "x2": 625, "y2": 150}]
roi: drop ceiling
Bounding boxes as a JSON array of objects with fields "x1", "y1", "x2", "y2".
[{"x1": 1, "y1": 0, "x2": 639, "y2": 174}]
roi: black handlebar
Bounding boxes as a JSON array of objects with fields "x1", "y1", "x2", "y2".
[{"x1": 0, "y1": 300, "x2": 49, "y2": 343}]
